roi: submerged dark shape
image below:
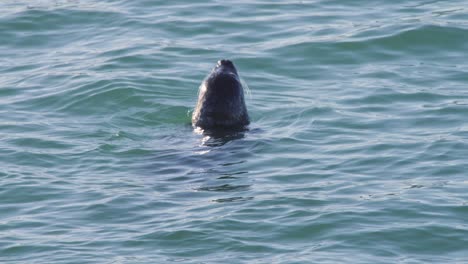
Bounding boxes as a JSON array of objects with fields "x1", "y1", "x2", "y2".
[{"x1": 192, "y1": 59, "x2": 250, "y2": 130}]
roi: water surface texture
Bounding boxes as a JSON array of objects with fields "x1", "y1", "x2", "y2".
[{"x1": 1, "y1": 1, "x2": 468, "y2": 263}]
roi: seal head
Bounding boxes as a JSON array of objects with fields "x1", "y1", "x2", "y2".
[{"x1": 192, "y1": 60, "x2": 250, "y2": 130}]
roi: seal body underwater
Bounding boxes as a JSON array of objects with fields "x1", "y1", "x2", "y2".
[{"x1": 192, "y1": 59, "x2": 250, "y2": 130}]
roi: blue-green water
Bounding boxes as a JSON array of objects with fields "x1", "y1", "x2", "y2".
[{"x1": 1, "y1": 1, "x2": 468, "y2": 263}]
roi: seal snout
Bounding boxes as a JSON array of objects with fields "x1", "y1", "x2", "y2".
[
  {"x1": 215, "y1": 59, "x2": 237, "y2": 76},
  {"x1": 217, "y1": 59, "x2": 234, "y2": 67}
]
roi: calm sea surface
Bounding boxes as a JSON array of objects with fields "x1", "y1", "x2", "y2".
[{"x1": 1, "y1": 1, "x2": 468, "y2": 263}]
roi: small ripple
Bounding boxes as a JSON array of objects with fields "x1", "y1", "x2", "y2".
[
  {"x1": 270, "y1": 24, "x2": 468, "y2": 65},
  {"x1": 196, "y1": 184, "x2": 250, "y2": 192},
  {"x1": 353, "y1": 24, "x2": 468, "y2": 51},
  {"x1": 212, "y1": 197, "x2": 254, "y2": 203},
  {"x1": 342, "y1": 90, "x2": 453, "y2": 105},
  {"x1": 0, "y1": 7, "x2": 128, "y2": 49}
]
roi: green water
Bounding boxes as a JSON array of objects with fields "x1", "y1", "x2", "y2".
[{"x1": 1, "y1": 1, "x2": 468, "y2": 263}]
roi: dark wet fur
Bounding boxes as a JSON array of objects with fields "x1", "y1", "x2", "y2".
[{"x1": 192, "y1": 60, "x2": 249, "y2": 130}]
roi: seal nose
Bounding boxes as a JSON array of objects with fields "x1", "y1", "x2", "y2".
[{"x1": 217, "y1": 59, "x2": 233, "y2": 67}]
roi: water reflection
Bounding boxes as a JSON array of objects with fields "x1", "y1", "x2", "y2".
[
  {"x1": 212, "y1": 196, "x2": 254, "y2": 203},
  {"x1": 191, "y1": 127, "x2": 253, "y2": 203},
  {"x1": 217, "y1": 171, "x2": 248, "y2": 180},
  {"x1": 196, "y1": 184, "x2": 250, "y2": 192},
  {"x1": 198, "y1": 128, "x2": 247, "y2": 147}
]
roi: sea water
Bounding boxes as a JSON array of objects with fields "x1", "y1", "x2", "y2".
[{"x1": 1, "y1": 1, "x2": 468, "y2": 263}]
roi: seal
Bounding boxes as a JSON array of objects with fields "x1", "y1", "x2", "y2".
[{"x1": 192, "y1": 59, "x2": 250, "y2": 130}]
